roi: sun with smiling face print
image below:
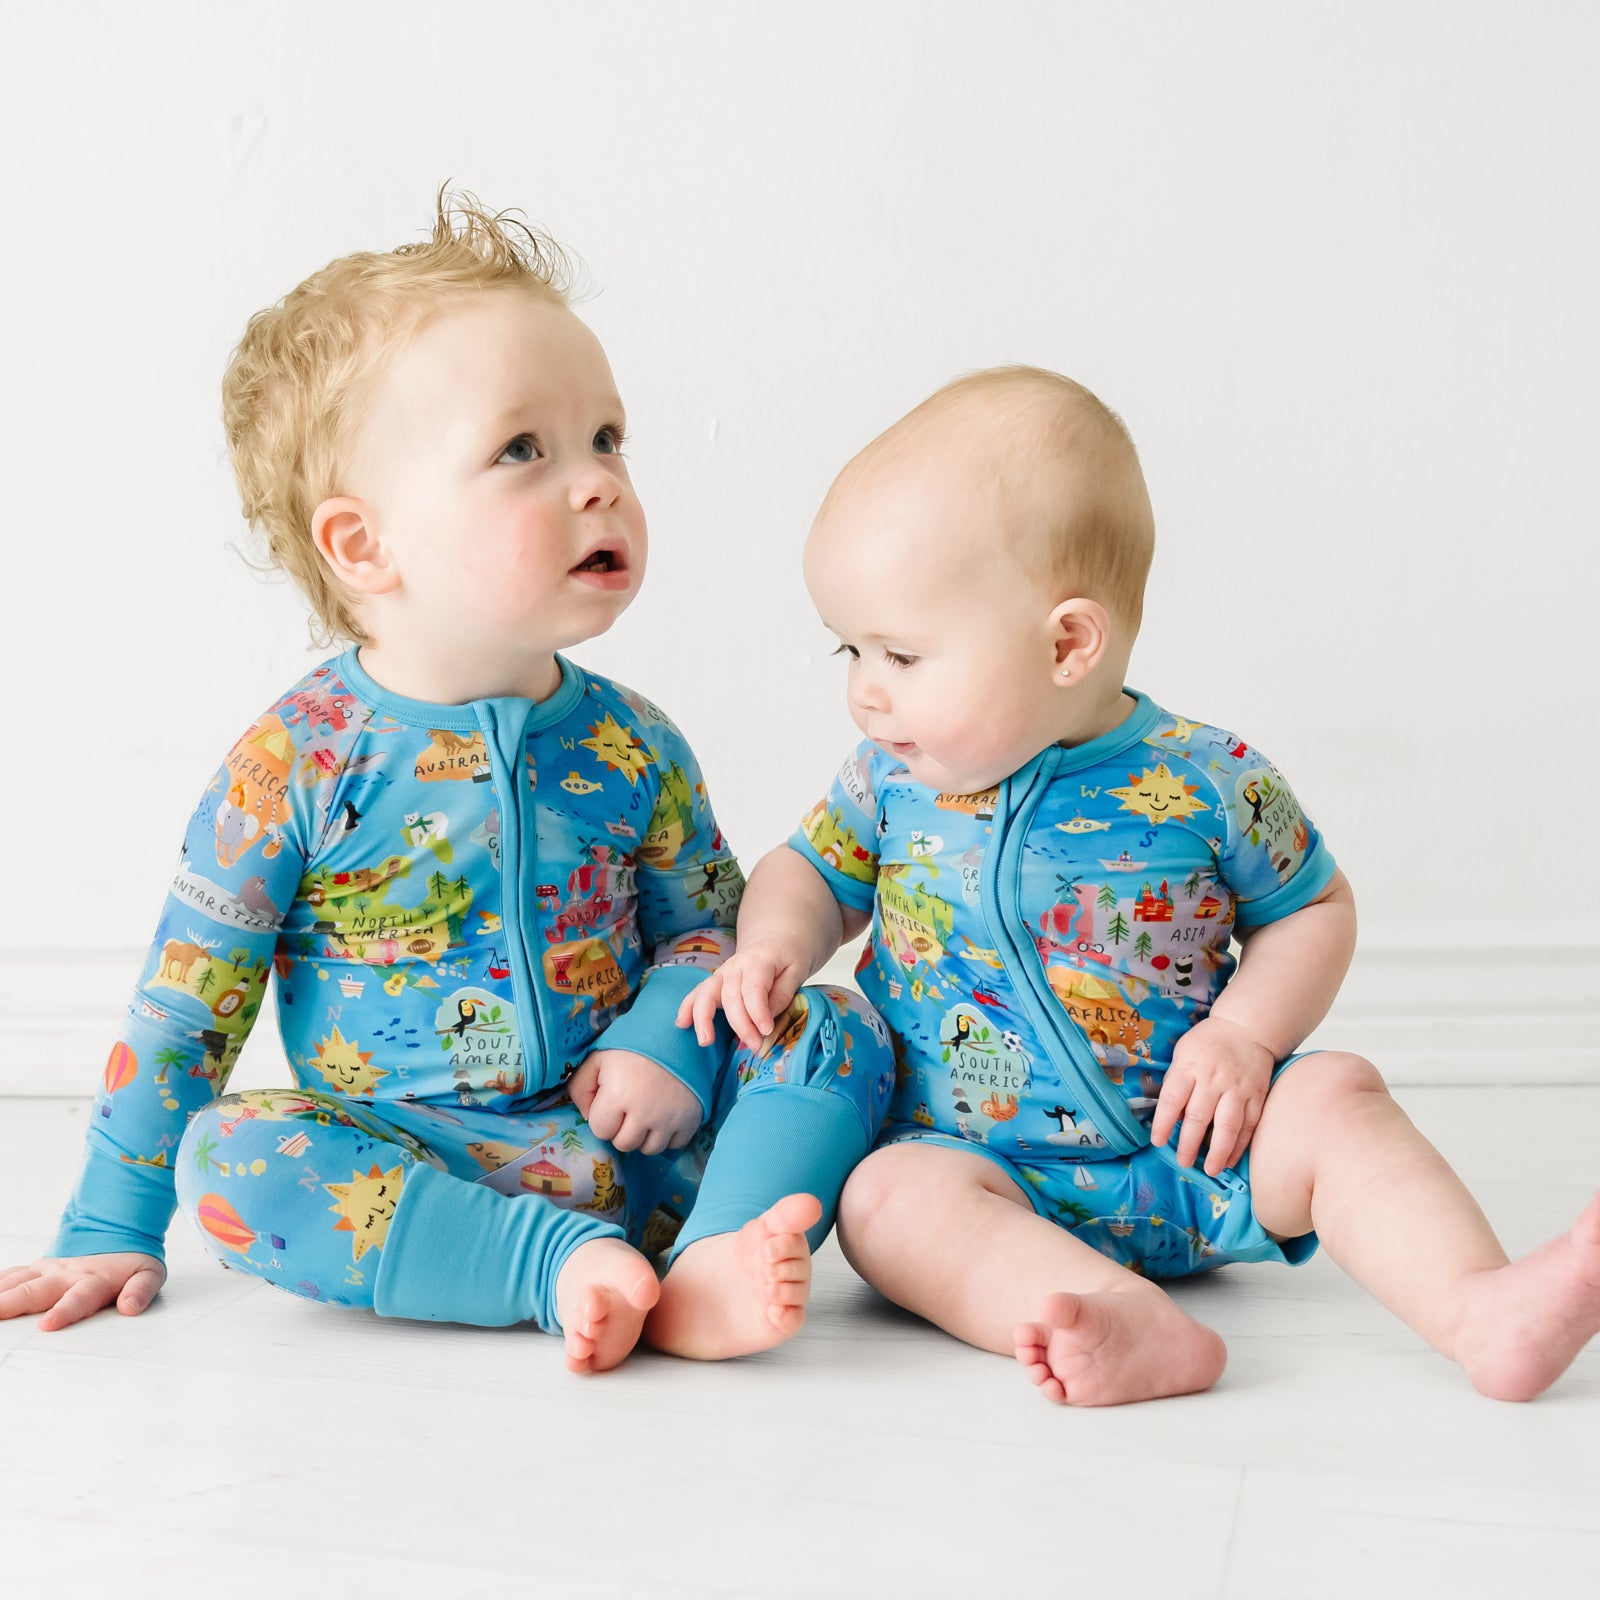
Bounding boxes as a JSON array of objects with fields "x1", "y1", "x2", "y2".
[
  {"x1": 1107, "y1": 762, "x2": 1208, "y2": 826},
  {"x1": 579, "y1": 712, "x2": 650, "y2": 785},
  {"x1": 325, "y1": 1163, "x2": 406, "y2": 1261}
]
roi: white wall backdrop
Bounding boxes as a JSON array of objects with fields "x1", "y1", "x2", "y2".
[{"x1": 2, "y1": 2, "x2": 1595, "y2": 1085}]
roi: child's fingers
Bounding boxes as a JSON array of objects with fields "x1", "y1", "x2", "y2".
[
  {"x1": 722, "y1": 983, "x2": 764, "y2": 1054},
  {"x1": 0, "y1": 1264, "x2": 40, "y2": 1294},
  {"x1": 740, "y1": 965, "x2": 777, "y2": 1040},
  {"x1": 608, "y1": 1110, "x2": 643, "y2": 1153},
  {"x1": 0, "y1": 1270, "x2": 54, "y2": 1321},
  {"x1": 688, "y1": 985, "x2": 718, "y2": 1046},
  {"x1": 1225, "y1": 1096, "x2": 1265, "y2": 1172},
  {"x1": 1174, "y1": 1089, "x2": 1219, "y2": 1168},
  {"x1": 1150, "y1": 1071, "x2": 1192, "y2": 1147},
  {"x1": 36, "y1": 1275, "x2": 115, "y2": 1332},
  {"x1": 118, "y1": 1267, "x2": 164, "y2": 1316},
  {"x1": 585, "y1": 1090, "x2": 623, "y2": 1144},
  {"x1": 674, "y1": 984, "x2": 703, "y2": 1029},
  {"x1": 679, "y1": 975, "x2": 725, "y2": 1044},
  {"x1": 567, "y1": 1060, "x2": 599, "y2": 1118},
  {"x1": 769, "y1": 972, "x2": 802, "y2": 1022},
  {"x1": 1204, "y1": 1094, "x2": 1248, "y2": 1175}
]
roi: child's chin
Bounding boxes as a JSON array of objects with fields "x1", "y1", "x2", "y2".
[{"x1": 914, "y1": 761, "x2": 999, "y2": 796}]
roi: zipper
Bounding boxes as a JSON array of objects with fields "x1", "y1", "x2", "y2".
[
  {"x1": 475, "y1": 701, "x2": 549, "y2": 1088},
  {"x1": 980, "y1": 749, "x2": 1148, "y2": 1156}
]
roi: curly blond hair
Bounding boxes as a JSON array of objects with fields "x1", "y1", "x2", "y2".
[{"x1": 222, "y1": 189, "x2": 576, "y2": 645}]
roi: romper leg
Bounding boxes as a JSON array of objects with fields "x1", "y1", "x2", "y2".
[
  {"x1": 175, "y1": 1089, "x2": 623, "y2": 1329},
  {"x1": 666, "y1": 985, "x2": 895, "y2": 1259}
]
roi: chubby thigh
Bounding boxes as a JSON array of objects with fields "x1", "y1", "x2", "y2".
[{"x1": 876, "y1": 1123, "x2": 1316, "y2": 1278}]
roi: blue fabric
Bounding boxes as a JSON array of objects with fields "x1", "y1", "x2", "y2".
[
  {"x1": 168, "y1": 981, "x2": 895, "y2": 1327},
  {"x1": 669, "y1": 983, "x2": 893, "y2": 1257},
  {"x1": 789, "y1": 692, "x2": 1337, "y2": 1165},
  {"x1": 53, "y1": 651, "x2": 744, "y2": 1264},
  {"x1": 877, "y1": 1052, "x2": 1321, "y2": 1277},
  {"x1": 593, "y1": 963, "x2": 736, "y2": 1119},
  {"x1": 786, "y1": 695, "x2": 1337, "y2": 1279},
  {"x1": 372, "y1": 1163, "x2": 624, "y2": 1330},
  {"x1": 669, "y1": 1088, "x2": 871, "y2": 1258}
]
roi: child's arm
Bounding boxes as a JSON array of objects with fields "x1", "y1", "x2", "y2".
[
  {"x1": 678, "y1": 845, "x2": 870, "y2": 1051},
  {"x1": 0, "y1": 704, "x2": 313, "y2": 1328},
  {"x1": 568, "y1": 712, "x2": 750, "y2": 1155},
  {"x1": 1151, "y1": 867, "x2": 1357, "y2": 1173}
]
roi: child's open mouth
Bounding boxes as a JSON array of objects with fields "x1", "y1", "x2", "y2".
[{"x1": 570, "y1": 547, "x2": 630, "y2": 589}]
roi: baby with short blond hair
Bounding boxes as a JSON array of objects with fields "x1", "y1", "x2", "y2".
[
  {"x1": 1, "y1": 194, "x2": 893, "y2": 1370},
  {"x1": 683, "y1": 364, "x2": 1600, "y2": 1405}
]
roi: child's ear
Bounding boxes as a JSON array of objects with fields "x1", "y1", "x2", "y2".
[
  {"x1": 311, "y1": 497, "x2": 399, "y2": 596},
  {"x1": 1047, "y1": 597, "x2": 1113, "y2": 684}
]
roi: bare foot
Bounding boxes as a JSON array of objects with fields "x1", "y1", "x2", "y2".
[
  {"x1": 643, "y1": 1193, "x2": 822, "y2": 1360},
  {"x1": 1453, "y1": 1193, "x2": 1600, "y2": 1402},
  {"x1": 553, "y1": 1237, "x2": 660, "y2": 1375},
  {"x1": 1013, "y1": 1289, "x2": 1227, "y2": 1406}
]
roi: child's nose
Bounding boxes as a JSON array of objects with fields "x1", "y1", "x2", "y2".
[
  {"x1": 568, "y1": 462, "x2": 621, "y2": 512},
  {"x1": 851, "y1": 671, "x2": 888, "y2": 714}
]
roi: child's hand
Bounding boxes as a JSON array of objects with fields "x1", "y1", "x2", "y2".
[
  {"x1": 1150, "y1": 1016, "x2": 1276, "y2": 1175},
  {"x1": 567, "y1": 1049, "x2": 702, "y2": 1157},
  {"x1": 0, "y1": 1252, "x2": 165, "y2": 1331},
  {"x1": 675, "y1": 941, "x2": 809, "y2": 1053}
]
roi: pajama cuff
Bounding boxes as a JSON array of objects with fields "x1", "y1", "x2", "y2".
[
  {"x1": 372, "y1": 1162, "x2": 626, "y2": 1331},
  {"x1": 785, "y1": 834, "x2": 879, "y2": 913},
  {"x1": 591, "y1": 963, "x2": 730, "y2": 1120},
  {"x1": 49, "y1": 1160, "x2": 175, "y2": 1264},
  {"x1": 667, "y1": 1083, "x2": 871, "y2": 1261}
]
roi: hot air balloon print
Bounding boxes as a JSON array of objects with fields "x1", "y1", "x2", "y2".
[
  {"x1": 99, "y1": 1043, "x2": 137, "y2": 1116},
  {"x1": 196, "y1": 1193, "x2": 257, "y2": 1256}
]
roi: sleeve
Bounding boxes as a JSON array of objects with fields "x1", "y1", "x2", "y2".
[
  {"x1": 49, "y1": 709, "x2": 314, "y2": 1263},
  {"x1": 1215, "y1": 740, "x2": 1337, "y2": 930},
  {"x1": 589, "y1": 712, "x2": 746, "y2": 1117},
  {"x1": 786, "y1": 739, "x2": 884, "y2": 912}
]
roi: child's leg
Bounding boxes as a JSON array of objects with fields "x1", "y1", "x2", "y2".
[
  {"x1": 176, "y1": 1090, "x2": 657, "y2": 1373},
  {"x1": 1245, "y1": 1052, "x2": 1600, "y2": 1400},
  {"x1": 836, "y1": 1141, "x2": 1227, "y2": 1406},
  {"x1": 644, "y1": 987, "x2": 896, "y2": 1360}
]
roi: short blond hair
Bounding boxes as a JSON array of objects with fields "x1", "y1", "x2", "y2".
[
  {"x1": 835, "y1": 365, "x2": 1156, "y2": 628},
  {"x1": 222, "y1": 189, "x2": 576, "y2": 645}
]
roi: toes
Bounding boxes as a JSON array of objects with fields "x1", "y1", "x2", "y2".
[
  {"x1": 1013, "y1": 1320, "x2": 1047, "y2": 1350},
  {"x1": 1039, "y1": 1290, "x2": 1084, "y2": 1331},
  {"x1": 1573, "y1": 1194, "x2": 1600, "y2": 1252},
  {"x1": 623, "y1": 1270, "x2": 662, "y2": 1313},
  {"x1": 1039, "y1": 1376, "x2": 1067, "y2": 1405},
  {"x1": 575, "y1": 1286, "x2": 608, "y2": 1333},
  {"x1": 765, "y1": 1193, "x2": 824, "y2": 1236}
]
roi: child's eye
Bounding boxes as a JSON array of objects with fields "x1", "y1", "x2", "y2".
[
  {"x1": 884, "y1": 651, "x2": 917, "y2": 669},
  {"x1": 497, "y1": 434, "x2": 539, "y2": 464},
  {"x1": 593, "y1": 425, "x2": 627, "y2": 455},
  {"x1": 830, "y1": 642, "x2": 861, "y2": 662}
]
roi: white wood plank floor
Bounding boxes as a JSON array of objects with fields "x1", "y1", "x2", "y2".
[{"x1": 2, "y1": 1086, "x2": 1596, "y2": 1600}]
